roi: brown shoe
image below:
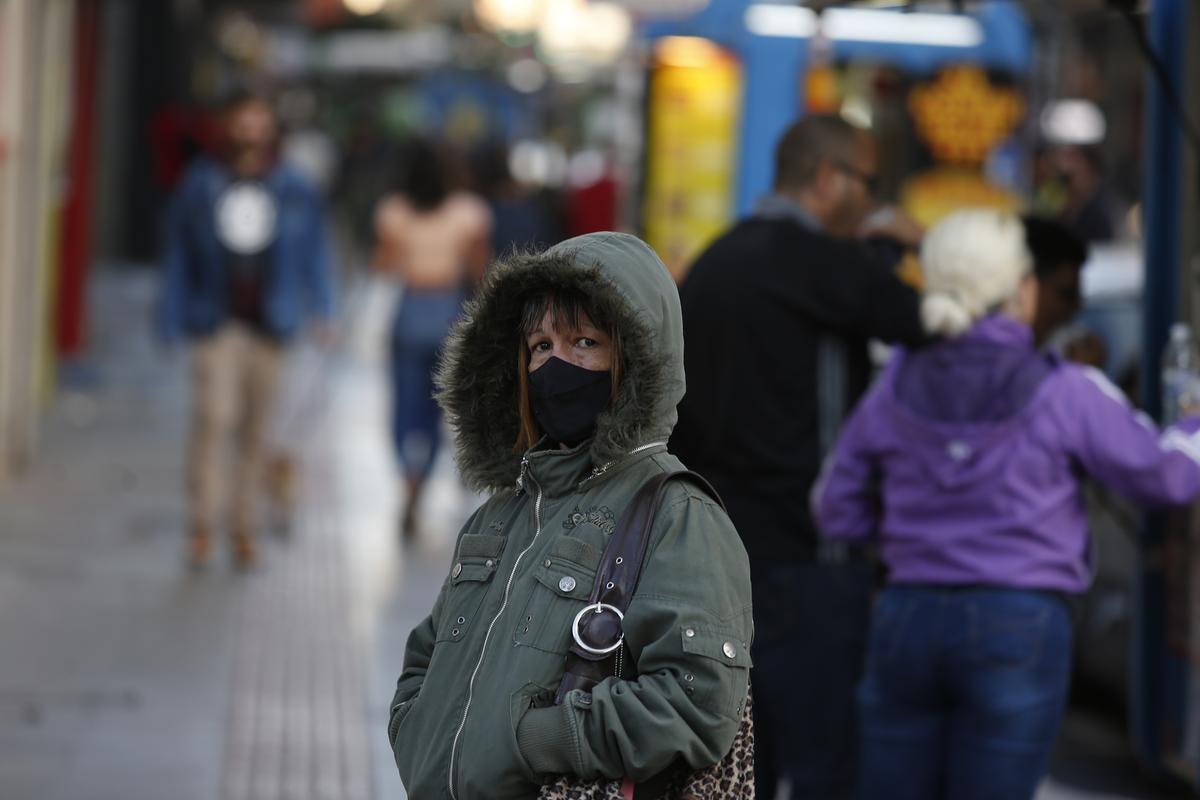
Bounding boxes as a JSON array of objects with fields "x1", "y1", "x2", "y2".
[
  {"x1": 231, "y1": 529, "x2": 259, "y2": 570},
  {"x1": 188, "y1": 526, "x2": 212, "y2": 569}
]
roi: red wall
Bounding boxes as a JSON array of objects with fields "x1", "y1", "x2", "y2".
[{"x1": 56, "y1": 0, "x2": 100, "y2": 357}]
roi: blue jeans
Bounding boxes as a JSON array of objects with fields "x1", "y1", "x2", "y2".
[
  {"x1": 751, "y1": 560, "x2": 873, "y2": 799},
  {"x1": 857, "y1": 587, "x2": 1072, "y2": 800},
  {"x1": 389, "y1": 288, "x2": 465, "y2": 482}
]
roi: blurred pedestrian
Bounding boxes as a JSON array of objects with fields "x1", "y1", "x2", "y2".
[
  {"x1": 1054, "y1": 145, "x2": 1119, "y2": 243},
  {"x1": 372, "y1": 138, "x2": 491, "y2": 540},
  {"x1": 1023, "y1": 215, "x2": 1111, "y2": 372},
  {"x1": 1023, "y1": 215, "x2": 1089, "y2": 347},
  {"x1": 671, "y1": 114, "x2": 927, "y2": 799},
  {"x1": 388, "y1": 232, "x2": 752, "y2": 799},
  {"x1": 157, "y1": 91, "x2": 335, "y2": 569},
  {"x1": 813, "y1": 209, "x2": 1200, "y2": 800}
]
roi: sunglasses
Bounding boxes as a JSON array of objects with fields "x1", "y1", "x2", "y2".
[{"x1": 834, "y1": 161, "x2": 880, "y2": 196}]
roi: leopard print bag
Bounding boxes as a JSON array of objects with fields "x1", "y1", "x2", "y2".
[{"x1": 536, "y1": 689, "x2": 755, "y2": 800}]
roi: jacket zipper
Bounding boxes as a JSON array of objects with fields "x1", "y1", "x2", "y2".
[
  {"x1": 449, "y1": 460, "x2": 544, "y2": 800},
  {"x1": 579, "y1": 440, "x2": 667, "y2": 490}
]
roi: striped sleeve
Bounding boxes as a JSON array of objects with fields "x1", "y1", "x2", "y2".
[{"x1": 1061, "y1": 366, "x2": 1200, "y2": 507}]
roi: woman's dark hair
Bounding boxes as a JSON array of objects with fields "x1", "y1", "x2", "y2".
[
  {"x1": 396, "y1": 138, "x2": 448, "y2": 211},
  {"x1": 517, "y1": 291, "x2": 612, "y2": 341},
  {"x1": 1022, "y1": 215, "x2": 1089, "y2": 278},
  {"x1": 513, "y1": 290, "x2": 622, "y2": 451}
]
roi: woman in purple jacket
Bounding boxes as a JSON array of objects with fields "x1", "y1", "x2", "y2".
[{"x1": 812, "y1": 209, "x2": 1200, "y2": 800}]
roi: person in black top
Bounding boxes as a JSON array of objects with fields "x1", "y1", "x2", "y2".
[
  {"x1": 671, "y1": 115, "x2": 926, "y2": 799},
  {"x1": 1054, "y1": 145, "x2": 1118, "y2": 243},
  {"x1": 1022, "y1": 215, "x2": 1088, "y2": 347}
]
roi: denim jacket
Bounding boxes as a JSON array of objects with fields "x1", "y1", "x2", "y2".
[{"x1": 156, "y1": 156, "x2": 334, "y2": 344}]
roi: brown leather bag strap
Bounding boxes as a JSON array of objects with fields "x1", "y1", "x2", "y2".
[
  {"x1": 591, "y1": 471, "x2": 724, "y2": 612},
  {"x1": 554, "y1": 471, "x2": 724, "y2": 704}
]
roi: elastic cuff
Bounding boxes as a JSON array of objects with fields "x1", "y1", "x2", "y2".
[{"x1": 516, "y1": 704, "x2": 578, "y2": 775}]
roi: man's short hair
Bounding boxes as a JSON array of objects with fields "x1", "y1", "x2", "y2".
[
  {"x1": 1022, "y1": 215, "x2": 1088, "y2": 278},
  {"x1": 773, "y1": 114, "x2": 862, "y2": 190}
]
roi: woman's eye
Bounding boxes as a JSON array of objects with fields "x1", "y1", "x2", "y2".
[
  {"x1": 577, "y1": 338, "x2": 597, "y2": 348},
  {"x1": 530, "y1": 341, "x2": 551, "y2": 353}
]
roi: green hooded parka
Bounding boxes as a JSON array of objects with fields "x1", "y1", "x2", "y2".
[{"x1": 388, "y1": 232, "x2": 754, "y2": 799}]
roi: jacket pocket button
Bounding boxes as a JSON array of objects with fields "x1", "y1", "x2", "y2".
[
  {"x1": 452, "y1": 563, "x2": 462, "y2": 578},
  {"x1": 559, "y1": 576, "x2": 577, "y2": 593},
  {"x1": 684, "y1": 628, "x2": 696, "y2": 638},
  {"x1": 723, "y1": 642, "x2": 737, "y2": 659}
]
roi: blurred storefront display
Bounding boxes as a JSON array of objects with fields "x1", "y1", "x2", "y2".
[
  {"x1": 636, "y1": 1, "x2": 1030, "y2": 282},
  {"x1": 900, "y1": 65, "x2": 1024, "y2": 227},
  {"x1": 640, "y1": 36, "x2": 741, "y2": 279},
  {"x1": 0, "y1": 0, "x2": 95, "y2": 483}
]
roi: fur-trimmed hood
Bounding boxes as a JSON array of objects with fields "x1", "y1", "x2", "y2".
[{"x1": 434, "y1": 232, "x2": 685, "y2": 492}]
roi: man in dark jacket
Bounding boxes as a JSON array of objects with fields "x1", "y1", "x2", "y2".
[
  {"x1": 671, "y1": 115, "x2": 926, "y2": 799},
  {"x1": 158, "y1": 92, "x2": 334, "y2": 569}
]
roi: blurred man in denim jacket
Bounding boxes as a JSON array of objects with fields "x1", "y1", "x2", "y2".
[{"x1": 157, "y1": 91, "x2": 333, "y2": 569}]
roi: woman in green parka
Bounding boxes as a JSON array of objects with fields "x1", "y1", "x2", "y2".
[{"x1": 387, "y1": 232, "x2": 754, "y2": 799}]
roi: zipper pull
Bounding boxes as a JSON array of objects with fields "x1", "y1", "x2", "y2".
[
  {"x1": 584, "y1": 460, "x2": 611, "y2": 485},
  {"x1": 515, "y1": 455, "x2": 530, "y2": 495}
]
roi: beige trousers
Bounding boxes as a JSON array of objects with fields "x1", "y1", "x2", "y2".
[{"x1": 188, "y1": 323, "x2": 284, "y2": 536}]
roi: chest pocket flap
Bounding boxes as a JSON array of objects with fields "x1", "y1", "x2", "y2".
[
  {"x1": 438, "y1": 534, "x2": 506, "y2": 644},
  {"x1": 532, "y1": 537, "x2": 601, "y2": 598},
  {"x1": 516, "y1": 537, "x2": 601, "y2": 653}
]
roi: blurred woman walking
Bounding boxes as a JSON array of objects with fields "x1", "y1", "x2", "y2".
[
  {"x1": 814, "y1": 209, "x2": 1200, "y2": 800},
  {"x1": 372, "y1": 139, "x2": 491, "y2": 540}
]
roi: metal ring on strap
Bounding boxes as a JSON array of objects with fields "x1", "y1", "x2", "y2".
[{"x1": 571, "y1": 603, "x2": 625, "y2": 656}]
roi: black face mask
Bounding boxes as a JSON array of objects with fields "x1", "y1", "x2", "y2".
[{"x1": 528, "y1": 357, "x2": 612, "y2": 447}]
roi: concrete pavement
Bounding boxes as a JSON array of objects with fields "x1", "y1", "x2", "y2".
[{"x1": 0, "y1": 269, "x2": 472, "y2": 800}]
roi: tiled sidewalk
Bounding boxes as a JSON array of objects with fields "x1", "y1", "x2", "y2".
[{"x1": 0, "y1": 270, "x2": 473, "y2": 800}]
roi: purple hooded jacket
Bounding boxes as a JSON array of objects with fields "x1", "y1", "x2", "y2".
[{"x1": 812, "y1": 314, "x2": 1200, "y2": 593}]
